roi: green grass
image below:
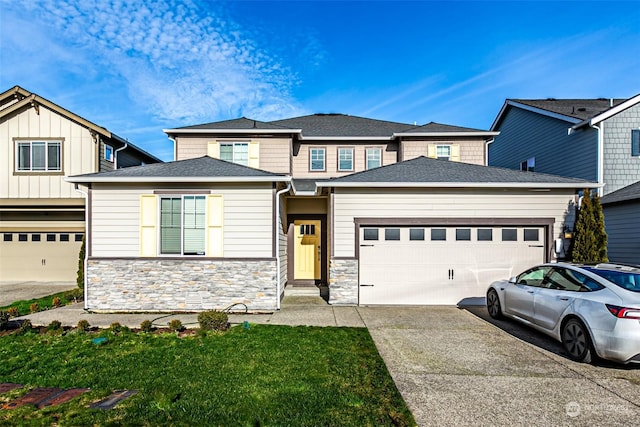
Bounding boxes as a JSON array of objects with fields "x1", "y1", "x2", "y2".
[
  {"x1": 0, "y1": 290, "x2": 82, "y2": 316},
  {"x1": 0, "y1": 325, "x2": 416, "y2": 426}
]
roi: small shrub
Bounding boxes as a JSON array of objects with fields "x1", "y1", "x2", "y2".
[
  {"x1": 0, "y1": 311, "x2": 9, "y2": 331},
  {"x1": 140, "y1": 319, "x2": 154, "y2": 333},
  {"x1": 47, "y1": 320, "x2": 63, "y2": 334},
  {"x1": 29, "y1": 303, "x2": 39, "y2": 314},
  {"x1": 7, "y1": 307, "x2": 19, "y2": 317},
  {"x1": 52, "y1": 297, "x2": 62, "y2": 307},
  {"x1": 197, "y1": 310, "x2": 229, "y2": 331},
  {"x1": 168, "y1": 319, "x2": 183, "y2": 332},
  {"x1": 17, "y1": 319, "x2": 33, "y2": 335},
  {"x1": 109, "y1": 322, "x2": 123, "y2": 334},
  {"x1": 64, "y1": 288, "x2": 83, "y2": 302},
  {"x1": 77, "y1": 319, "x2": 90, "y2": 332}
]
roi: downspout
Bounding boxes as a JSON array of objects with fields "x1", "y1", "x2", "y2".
[
  {"x1": 114, "y1": 141, "x2": 128, "y2": 169},
  {"x1": 275, "y1": 181, "x2": 292, "y2": 310},
  {"x1": 590, "y1": 123, "x2": 604, "y2": 196},
  {"x1": 167, "y1": 136, "x2": 177, "y2": 161},
  {"x1": 74, "y1": 183, "x2": 89, "y2": 310},
  {"x1": 485, "y1": 138, "x2": 495, "y2": 166}
]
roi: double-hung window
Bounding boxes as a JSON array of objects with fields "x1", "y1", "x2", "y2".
[
  {"x1": 338, "y1": 148, "x2": 354, "y2": 171},
  {"x1": 366, "y1": 148, "x2": 381, "y2": 169},
  {"x1": 160, "y1": 195, "x2": 206, "y2": 255},
  {"x1": 632, "y1": 129, "x2": 640, "y2": 157},
  {"x1": 219, "y1": 143, "x2": 249, "y2": 165},
  {"x1": 16, "y1": 140, "x2": 62, "y2": 172},
  {"x1": 436, "y1": 145, "x2": 451, "y2": 161},
  {"x1": 309, "y1": 147, "x2": 326, "y2": 171}
]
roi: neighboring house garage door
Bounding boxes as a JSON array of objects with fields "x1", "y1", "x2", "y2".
[
  {"x1": 358, "y1": 224, "x2": 547, "y2": 305},
  {"x1": 0, "y1": 232, "x2": 84, "y2": 282}
]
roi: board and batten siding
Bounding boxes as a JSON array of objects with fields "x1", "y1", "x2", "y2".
[
  {"x1": 602, "y1": 103, "x2": 640, "y2": 194},
  {"x1": 603, "y1": 201, "x2": 640, "y2": 264},
  {"x1": 332, "y1": 188, "x2": 577, "y2": 258},
  {"x1": 90, "y1": 183, "x2": 274, "y2": 258},
  {"x1": 489, "y1": 107, "x2": 597, "y2": 181},
  {"x1": 0, "y1": 106, "x2": 96, "y2": 199}
]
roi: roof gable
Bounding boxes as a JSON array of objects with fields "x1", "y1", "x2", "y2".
[
  {"x1": 174, "y1": 117, "x2": 292, "y2": 131},
  {"x1": 601, "y1": 180, "x2": 640, "y2": 205},
  {"x1": 270, "y1": 113, "x2": 414, "y2": 137}
]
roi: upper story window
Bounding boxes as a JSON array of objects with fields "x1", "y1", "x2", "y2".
[
  {"x1": 436, "y1": 145, "x2": 451, "y2": 160},
  {"x1": 16, "y1": 140, "x2": 62, "y2": 172},
  {"x1": 309, "y1": 147, "x2": 326, "y2": 171},
  {"x1": 632, "y1": 129, "x2": 640, "y2": 157},
  {"x1": 160, "y1": 195, "x2": 206, "y2": 256},
  {"x1": 520, "y1": 157, "x2": 535, "y2": 172},
  {"x1": 338, "y1": 148, "x2": 354, "y2": 171},
  {"x1": 105, "y1": 144, "x2": 114, "y2": 162},
  {"x1": 366, "y1": 148, "x2": 382, "y2": 169},
  {"x1": 220, "y1": 143, "x2": 248, "y2": 166}
]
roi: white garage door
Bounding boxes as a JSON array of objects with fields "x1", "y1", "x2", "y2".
[
  {"x1": 359, "y1": 226, "x2": 546, "y2": 305},
  {"x1": 0, "y1": 232, "x2": 84, "y2": 282}
]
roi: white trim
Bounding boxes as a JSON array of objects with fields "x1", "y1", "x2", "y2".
[
  {"x1": 573, "y1": 93, "x2": 640, "y2": 129},
  {"x1": 491, "y1": 100, "x2": 581, "y2": 131},
  {"x1": 316, "y1": 181, "x2": 601, "y2": 189},
  {"x1": 65, "y1": 176, "x2": 291, "y2": 183}
]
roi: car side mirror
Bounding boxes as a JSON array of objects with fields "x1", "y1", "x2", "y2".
[{"x1": 509, "y1": 276, "x2": 517, "y2": 284}]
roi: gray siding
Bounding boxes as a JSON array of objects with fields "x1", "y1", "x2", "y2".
[
  {"x1": 602, "y1": 103, "x2": 640, "y2": 194},
  {"x1": 490, "y1": 107, "x2": 597, "y2": 181},
  {"x1": 603, "y1": 201, "x2": 640, "y2": 264}
]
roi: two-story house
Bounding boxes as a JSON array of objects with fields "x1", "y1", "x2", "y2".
[
  {"x1": 0, "y1": 86, "x2": 161, "y2": 283},
  {"x1": 67, "y1": 113, "x2": 596, "y2": 311}
]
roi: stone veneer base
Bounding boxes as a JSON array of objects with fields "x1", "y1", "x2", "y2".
[{"x1": 328, "y1": 258, "x2": 358, "y2": 305}]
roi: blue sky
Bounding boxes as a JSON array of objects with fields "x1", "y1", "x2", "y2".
[{"x1": 1, "y1": 1, "x2": 639, "y2": 161}]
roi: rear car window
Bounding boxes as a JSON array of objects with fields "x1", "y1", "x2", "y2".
[{"x1": 583, "y1": 267, "x2": 640, "y2": 292}]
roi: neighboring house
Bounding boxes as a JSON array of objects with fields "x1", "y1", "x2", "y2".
[
  {"x1": 67, "y1": 113, "x2": 597, "y2": 311},
  {"x1": 489, "y1": 94, "x2": 640, "y2": 195},
  {"x1": 601, "y1": 180, "x2": 640, "y2": 265},
  {"x1": 0, "y1": 85, "x2": 162, "y2": 282}
]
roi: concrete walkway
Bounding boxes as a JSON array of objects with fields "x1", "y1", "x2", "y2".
[{"x1": 0, "y1": 282, "x2": 76, "y2": 307}]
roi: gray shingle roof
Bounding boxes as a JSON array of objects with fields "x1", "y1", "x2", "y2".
[
  {"x1": 175, "y1": 117, "x2": 291, "y2": 130},
  {"x1": 67, "y1": 156, "x2": 287, "y2": 181},
  {"x1": 319, "y1": 156, "x2": 595, "y2": 185},
  {"x1": 398, "y1": 122, "x2": 490, "y2": 133},
  {"x1": 512, "y1": 99, "x2": 626, "y2": 121},
  {"x1": 270, "y1": 113, "x2": 415, "y2": 137},
  {"x1": 601, "y1": 181, "x2": 640, "y2": 205}
]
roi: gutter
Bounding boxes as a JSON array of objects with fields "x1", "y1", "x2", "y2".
[
  {"x1": 73, "y1": 184, "x2": 89, "y2": 310},
  {"x1": 274, "y1": 182, "x2": 292, "y2": 310},
  {"x1": 315, "y1": 182, "x2": 602, "y2": 189},
  {"x1": 114, "y1": 141, "x2": 128, "y2": 169},
  {"x1": 591, "y1": 122, "x2": 604, "y2": 196},
  {"x1": 65, "y1": 176, "x2": 292, "y2": 184}
]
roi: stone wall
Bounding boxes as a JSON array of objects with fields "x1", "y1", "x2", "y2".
[
  {"x1": 87, "y1": 258, "x2": 278, "y2": 312},
  {"x1": 329, "y1": 258, "x2": 358, "y2": 305}
]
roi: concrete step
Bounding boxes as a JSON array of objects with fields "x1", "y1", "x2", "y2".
[{"x1": 284, "y1": 286, "x2": 320, "y2": 297}]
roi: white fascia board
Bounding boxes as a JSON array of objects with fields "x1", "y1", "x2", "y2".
[
  {"x1": 163, "y1": 128, "x2": 300, "y2": 135},
  {"x1": 490, "y1": 100, "x2": 511, "y2": 131},
  {"x1": 394, "y1": 131, "x2": 500, "y2": 137},
  {"x1": 316, "y1": 181, "x2": 601, "y2": 189},
  {"x1": 573, "y1": 93, "x2": 640, "y2": 129},
  {"x1": 65, "y1": 176, "x2": 292, "y2": 184},
  {"x1": 498, "y1": 100, "x2": 581, "y2": 127},
  {"x1": 299, "y1": 136, "x2": 392, "y2": 141}
]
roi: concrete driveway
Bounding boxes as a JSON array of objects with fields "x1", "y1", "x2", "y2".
[
  {"x1": 358, "y1": 306, "x2": 640, "y2": 426},
  {"x1": 0, "y1": 282, "x2": 76, "y2": 307}
]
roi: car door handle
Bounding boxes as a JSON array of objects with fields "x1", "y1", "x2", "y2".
[
  {"x1": 559, "y1": 297, "x2": 570, "y2": 301},
  {"x1": 360, "y1": 284, "x2": 374, "y2": 287},
  {"x1": 527, "y1": 290, "x2": 535, "y2": 293}
]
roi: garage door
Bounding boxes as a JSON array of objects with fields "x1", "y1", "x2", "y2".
[
  {"x1": 0, "y1": 232, "x2": 84, "y2": 282},
  {"x1": 359, "y1": 226, "x2": 546, "y2": 305}
]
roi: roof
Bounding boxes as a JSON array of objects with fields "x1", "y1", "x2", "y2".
[
  {"x1": 66, "y1": 156, "x2": 290, "y2": 183},
  {"x1": 317, "y1": 156, "x2": 599, "y2": 189},
  {"x1": 601, "y1": 180, "x2": 640, "y2": 205},
  {"x1": 491, "y1": 94, "x2": 640, "y2": 131},
  {"x1": 166, "y1": 113, "x2": 496, "y2": 140}
]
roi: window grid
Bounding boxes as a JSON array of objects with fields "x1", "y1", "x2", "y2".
[
  {"x1": 160, "y1": 196, "x2": 206, "y2": 256},
  {"x1": 338, "y1": 148, "x2": 354, "y2": 171},
  {"x1": 219, "y1": 143, "x2": 249, "y2": 166},
  {"x1": 310, "y1": 148, "x2": 326, "y2": 171},
  {"x1": 16, "y1": 140, "x2": 62, "y2": 172},
  {"x1": 366, "y1": 148, "x2": 382, "y2": 170},
  {"x1": 436, "y1": 145, "x2": 451, "y2": 160}
]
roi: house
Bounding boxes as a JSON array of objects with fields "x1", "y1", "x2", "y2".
[
  {"x1": 67, "y1": 114, "x2": 597, "y2": 311},
  {"x1": 601, "y1": 180, "x2": 640, "y2": 265},
  {"x1": 488, "y1": 94, "x2": 640, "y2": 195},
  {"x1": 0, "y1": 85, "x2": 162, "y2": 282}
]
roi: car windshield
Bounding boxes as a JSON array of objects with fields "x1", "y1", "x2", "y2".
[{"x1": 583, "y1": 267, "x2": 640, "y2": 293}]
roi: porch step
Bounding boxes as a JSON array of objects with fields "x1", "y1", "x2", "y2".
[{"x1": 284, "y1": 286, "x2": 320, "y2": 297}]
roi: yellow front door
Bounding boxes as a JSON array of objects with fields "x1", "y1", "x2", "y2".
[{"x1": 294, "y1": 220, "x2": 321, "y2": 280}]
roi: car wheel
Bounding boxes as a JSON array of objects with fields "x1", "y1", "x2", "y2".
[
  {"x1": 561, "y1": 318, "x2": 593, "y2": 363},
  {"x1": 486, "y1": 289, "x2": 504, "y2": 319}
]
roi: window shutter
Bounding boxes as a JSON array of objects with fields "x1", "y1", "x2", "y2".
[
  {"x1": 207, "y1": 141, "x2": 219, "y2": 158},
  {"x1": 140, "y1": 195, "x2": 157, "y2": 257},
  {"x1": 248, "y1": 141, "x2": 260, "y2": 168},
  {"x1": 450, "y1": 144, "x2": 461, "y2": 162},
  {"x1": 427, "y1": 144, "x2": 436, "y2": 158},
  {"x1": 206, "y1": 195, "x2": 224, "y2": 257},
  {"x1": 632, "y1": 129, "x2": 640, "y2": 157}
]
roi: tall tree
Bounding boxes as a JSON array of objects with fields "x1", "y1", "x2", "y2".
[
  {"x1": 571, "y1": 188, "x2": 608, "y2": 263},
  {"x1": 592, "y1": 192, "x2": 609, "y2": 262}
]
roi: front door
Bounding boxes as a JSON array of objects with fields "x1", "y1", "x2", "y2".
[{"x1": 294, "y1": 220, "x2": 321, "y2": 280}]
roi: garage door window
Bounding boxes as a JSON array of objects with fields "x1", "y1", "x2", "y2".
[
  {"x1": 477, "y1": 229, "x2": 493, "y2": 241},
  {"x1": 502, "y1": 229, "x2": 517, "y2": 241},
  {"x1": 456, "y1": 229, "x2": 471, "y2": 241},
  {"x1": 363, "y1": 228, "x2": 378, "y2": 241},
  {"x1": 524, "y1": 229, "x2": 539, "y2": 241},
  {"x1": 47, "y1": 234, "x2": 56, "y2": 242},
  {"x1": 385, "y1": 228, "x2": 400, "y2": 241},
  {"x1": 431, "y1": 228, "x2": 446, "y2": 241},
  {"x1": 18, "y1": 234, "x2": 27, "y2": 242},
  {"x1": 409, "y1": 228, "x2": 425, "y2": 241},
  {"x1": 32, "y1": 234, "x2": 41, "y2": 242},
  {"x1": 3, "y1": 234, "x2": 11, "y2": 242},
  {"x1": 60, "y1": 234, "x2": 69, "y2": 242}
]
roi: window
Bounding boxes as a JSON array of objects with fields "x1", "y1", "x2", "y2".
[
  {"x1": 385, "y1": 228, "x2": 400, "y2": 241},
  {"x1": 60, "y1": 234, "x2": 70, "y2": 242},
  {"x1": 516, "y1": 266, "x2": 552, "y2": 287},
  {"x1": 160, "y1": 196, "x2": 206, "y2": 255},
  {"x1": 299, "y1": 224, "x2": 316, "y2": 235},
  {"x1": 338, "y1": 148, "x2": 354, "y2": 171},
  {"x1": 3, "y1": 233, "x2": 12, "y2": 242},
  {"x1": 309, "y1": 148, "x2": 326, "y2": 171},
  {"x1": 219, "y1": 143, "x2": 248, "y2": 166},
  {"x1": 16, "y1": 140, "x2": 61, "y2": 172},
  {"x1": 502, "y1": 228, "x2": 517, "y2": 241},
  {"x1": 105, "y1": 144, "x2": 114, "y2": 162},
  {"x1": 410, "y1": 228, "x2": 425, "y2": 241},
  {"x1": 46, "y1": 234, "x2": 56, "y2": 242},
  {"x1": 18, "y1": 233, "x2": 28, "y2": 242},
  {"x1": 456, "y1": 228, "x2": 471, "y2": 241},
  {"x1": 32, "y1": 234, "x2": 41, "y2": 242},
  {"x1": 436, "y1": 145, "x2": 451, "y2": 160},
  {"x1": 75, "y1": 234, "x2": 84, "y2": 242},
  {"x1": 524, "y1": 229, "x2": 539, "y2": 241},
  {"x1": 431, "y1": 228, "x2": 446, "y2": 241},
  {"x1": 520, "y1": 157, "x2": 535, "y2": 172},
  {"x1": 632, "y1": 129, "x2": 640, "y2": 157},
  {"x1": 477, "y1": 229, "x2": 493, "y2": 241},
  {"x1": 545, "y1": 268, "x2": 585, "y2": 291},
  {"x1": 363, "y1": 228, "x2": 379, "y2": 241},
  {"x1": 366, "y1": 148, "x2": 382, "y2": 170}
]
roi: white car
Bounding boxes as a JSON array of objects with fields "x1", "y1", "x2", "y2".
[{"x1": 486, "y1": 263, "x2": 640, "y2": 364}]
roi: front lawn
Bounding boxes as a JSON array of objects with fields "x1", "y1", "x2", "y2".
[{"x1": 0, "y1": 325, "x2": 415, "y2": 426}]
